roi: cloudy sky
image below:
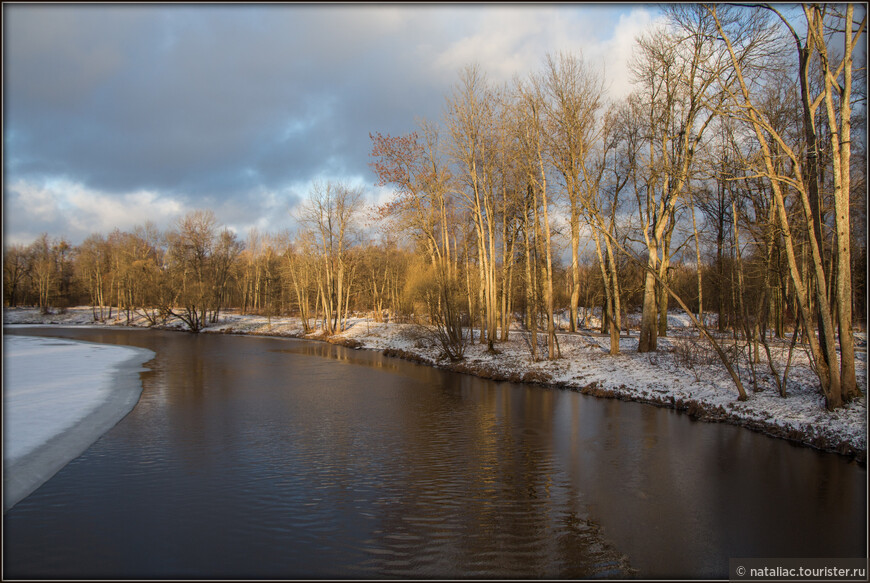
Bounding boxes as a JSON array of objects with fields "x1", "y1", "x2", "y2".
[{"x1": 3, "y1": 3, "x2": 663, "y2": 246}]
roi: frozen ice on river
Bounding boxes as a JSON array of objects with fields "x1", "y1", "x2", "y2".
[{"x1": 3, "y1": 333, "x2": 153, "y2": 511}]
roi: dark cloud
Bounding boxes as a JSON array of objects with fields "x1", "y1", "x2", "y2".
[{"x1": 5, "y1": 5, "x2": 442, "y2": 198}]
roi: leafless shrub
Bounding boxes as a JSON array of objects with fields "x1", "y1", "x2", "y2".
[
  {"x1": 672, "y1": 336, "x2": 720, "y2": 382},
  {"x1": 396, "y1": 325, "x2": 428, "y2": 344}
]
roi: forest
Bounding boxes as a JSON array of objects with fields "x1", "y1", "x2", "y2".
[{"x1": 4, "y1": 5, "x2": 866, "y2": 411}]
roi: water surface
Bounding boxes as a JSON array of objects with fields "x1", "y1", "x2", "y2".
[{"x1": 3, "y1": 327, "x2": 866, "y2": 578}]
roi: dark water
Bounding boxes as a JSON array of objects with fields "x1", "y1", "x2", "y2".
[{"x1": 3, "y1": 327, "x2": 866, "y2": 579}]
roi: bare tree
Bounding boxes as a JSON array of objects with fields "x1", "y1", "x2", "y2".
[
  {"x1": 29, "y1": 234, "x2": 57, "y2": 314},
  {"x1": 540, "y1": 52, "x2": 606, "y2": 334},
  {"x1": 75, "y1": 234, "x2": 112, "y2": 320},
  {"x1": 4, "y1": 244, "x2": 32, "y2": 308},
  {"x1": 164, "y1": 210, "x2": 241, "y2": 332},
  {"x1": 298, "y1": 181, "x2": 364, "y2": 335},
  {"x1": 580, "y1": 105, "x2": 630, "y2": 355},
  {"x1": 445, "y1": 64, "x2": 502, "y2": 352},
  {"x1": 629, "y1": 6, "x2": 730, "y2": 352},
  {"x1": 709, "y1": 3, "x2": 865, "y2": 408},
  {"x1": 284, "y1": 229, "x2": 318, "y2": 333},
  {"x1": 370, "y1": 120, "x2": 465, "y2": 354},
  {"x1": 514, "y1": 75, "x2": 560, "y2": 359}
]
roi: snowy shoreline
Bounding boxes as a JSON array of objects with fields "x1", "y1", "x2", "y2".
[
  {"x1": 3, "y1": 334, "x2": 154, "y2": 512},
  {"x1": 4, "y1": 306, "x2": 866, "y2": 464}
]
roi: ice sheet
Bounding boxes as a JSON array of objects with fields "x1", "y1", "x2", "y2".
[{"x1": 3, "y1": 334, "x2": 154, "y2": 511}]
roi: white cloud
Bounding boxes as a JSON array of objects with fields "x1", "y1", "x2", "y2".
[
  {"x1": 433, "y1": 8, "x2": 550, "y2": 82},
  {"x1": 10, "y1": 180, "x2": 62, "y2": 223},
  {"x1": 428, "y1": 5, "x2": 662, "y2": 100},
  {"x1": 212, "y1": 186, "x2": 295, "y2": 239},
  {"x1": 591, "y1": 7, "x2": 667, "y2": 99},
  {"x1": 4, "y1": 178, "x2": 191, "y2": 245},
  {"x1": 65, "y1": 185, "x2": 186, "y2": 235}
]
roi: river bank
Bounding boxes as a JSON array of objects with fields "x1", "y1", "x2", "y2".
[{"x1": 4, "y1": 306, "x2": 866, "y2": 463}]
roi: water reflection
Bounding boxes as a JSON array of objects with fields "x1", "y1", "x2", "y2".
[{"x1": 3, "y1": 327, "x2": 865, "y2": 579}]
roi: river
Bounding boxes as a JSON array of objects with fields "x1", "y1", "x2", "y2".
[{"x1": 3, "y1": 327, "x2": 866, "y2": 578}]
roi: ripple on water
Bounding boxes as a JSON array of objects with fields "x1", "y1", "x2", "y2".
[{"x1": 4, "y1": 329, "x2": 862, "y2": 580}]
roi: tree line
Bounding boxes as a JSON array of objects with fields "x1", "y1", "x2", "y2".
[{"x1": 4, "y1": 4, "x2": 865, "y2": 409}]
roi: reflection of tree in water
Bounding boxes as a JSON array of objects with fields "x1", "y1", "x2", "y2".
[{"x1": 354, "y1": 377, "x2": 634, "y2": 578}]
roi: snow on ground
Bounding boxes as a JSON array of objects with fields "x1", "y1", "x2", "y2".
[
  {"x1": 4, "y1": 306, "x2": 866, "y2": 462},
  {"x1": 3, "y1": 330, "x2": 154, "y2": 511},
  {"x1": 560, "y1": 307, "x2": 719, "y2": 332}
]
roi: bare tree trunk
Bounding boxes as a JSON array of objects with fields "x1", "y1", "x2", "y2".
[
  {"x1": 500, "y1": 213, "x2": 516, "y2": 342},
  {"x1": 639, "y1": 249, "x2": 658, "y2": 353},
  {"x1": 816, "y1": 2, "x2": 861, "y2": 400},
  {"x1": 534, "y1": 162, "x2": 558, "y2": 360},
  {"x1": 592, "y1": 227, "x2": 619, "y2": 354},
  {"x1": 484, "y1": 180, "x2": 499, "y2": 351},
  {"x1": 569, "y1": 209, "x2": 581, "y2": 333},
  {"x1": 504, "y1": 254, "x2": 514, "y2": 341},
  {"x1": 524, "y1": 184, "x2": 539, "y2": 361},
  {"x1": 606, "y1": 235, "x2": 622, "y2": 352},
  {"x1": 657, "y1": 218, "x2": 675, "y2": 338},
  {"x1": 476, "y1": 235, "x2": 487, "y2": 345},
  {"x1": 691, "y1": 197, "x2": 704, "y2": 325}
]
